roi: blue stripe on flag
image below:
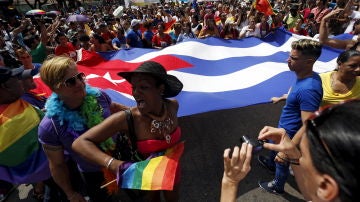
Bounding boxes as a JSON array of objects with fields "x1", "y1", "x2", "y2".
[{"x1": 84, "y1": 28, "x2": 341, "y2": 117}]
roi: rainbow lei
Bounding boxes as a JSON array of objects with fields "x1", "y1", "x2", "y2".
[{"x1": 45, "y1": 85, "x2": 114, "y2": 151}]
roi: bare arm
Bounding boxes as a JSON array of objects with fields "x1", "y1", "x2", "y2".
[
  {"x1": 42, "y1": 145, "x2": 86, "y2": 202},
  {"x1": 72, "y1": 111, "x2": 129, "y2": 173},
  {"x1": 197, "y1": 29, "x2": 207, "y2": 39},
  {"x1": 112, "y1": 42, "x2": 120, "y2": 50},
  {"x1": 291, "y1": 111, "x2": 313, "y2": 145},
  {"x1": 220, "y1": 143, "x2": 252, "y2": 202},
  {"x1": 271, "y1": 94, "x2": 288, "y2": 103},
  {"x1": 12, "y1": 19, "x2": 31, "y2": 36},
  {"x1": 46, "y1": 17, "x2": 61, "y2": 37},
  {"x1": 39, "y1": 23, "x2": 49, "y2": 45},
  {"x1": 110, "y1": 102, "x2": 128, "y2": 114},
  {"x1": 275, "y1": 110, "x2": 312, "y2": 163},
  {"x1": 319, "y1": 8, "x2": 351, "y2": 49}
]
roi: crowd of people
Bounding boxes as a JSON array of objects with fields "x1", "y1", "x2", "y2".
[
  {"x1": 1, "y1": 0, "x2": 360, "y2": 201},
  {"x1": 0, "y1": 0, "x2": 358, "y2": 62}
]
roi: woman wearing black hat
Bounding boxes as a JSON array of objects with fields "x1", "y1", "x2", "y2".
[{"x1": 73, "y1": 61, "x2": 184, "y2": 201}]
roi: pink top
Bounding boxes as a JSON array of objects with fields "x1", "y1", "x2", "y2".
[{"x1": 137, "y1": 127, "x2": 182, "y2": 155}]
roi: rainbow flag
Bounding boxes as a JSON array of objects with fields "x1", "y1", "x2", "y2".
[
  {"x1": 119, "y1": 142, "x2": 184, "y2": 190},
  {"x1": 0, "y1": 99, "x2": 51, "y2": 184}
]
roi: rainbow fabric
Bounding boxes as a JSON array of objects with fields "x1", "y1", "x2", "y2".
[
  {"x1": 119, "y1": 142, "x2": 184, "y2": 190},
  {"x1": 0, "y1": 99, "x2": 50, "y2": 184}
]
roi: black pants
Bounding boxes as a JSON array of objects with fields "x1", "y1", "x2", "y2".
[{"x1": 81, "y1": 171, "x2": 113, "y2": 202}]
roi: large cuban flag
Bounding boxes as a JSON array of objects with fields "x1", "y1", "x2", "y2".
[{"x1": 73, "y1": 28, "x2": 341, "y2": 117}]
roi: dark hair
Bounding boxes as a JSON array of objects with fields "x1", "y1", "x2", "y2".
[
  {"x1": 55, "y1": 32, "x2": 66, "y2": 43},
  {"x1": 157, "y1": 22, "x2": 166, "y2": 30},
  {"x1": 353, "y1": 19, "x2": 360, "y2": 31},
  {"x1": 23, "y1": 35, "x2": 36, "y2": 48},
  {"x1": 79, "y1": 34, "x2": 90, "y2": 42},
  {"x1": 336, "y1": 50, "x2": 360, "y2": 65},
  {"x1": 192, "y1": 15, "x2": 199, "y2": 21},
  {"x1": 307, "y1": 13, "x2": 315, "y2": 19},
  {"x1": 291, "y1": 39, "x2": 322, "y2": 60},
  {"x1": 70, "y1": 37, "x2": 78, "y2": 47},
  {"x1": 92, "y1": 33, "x2": 105, "y2": 44},
  {"x1": 143, "y1": 20, "x2": 153, "y2": 29},
  {"x1": 0, "y1": 51, "x2": 21, "y2": 68},
  {"x1": 306, "y1": 100, "x2": 360, "y2": 201}
]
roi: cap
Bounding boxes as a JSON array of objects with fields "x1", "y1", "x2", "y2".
[
  {"x1": 0, "y1": 67, "x2": 33, "y2": 84},
  {"x1": 130, "y1": 19, "x2": 141, "y2": 27}
]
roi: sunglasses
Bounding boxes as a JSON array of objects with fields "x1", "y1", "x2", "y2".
[
  {"x1": 62, "y1": 72, "x2": 86, "y2": 88},
  {"x1": 306, "y1": 100, "x2": 360, "y2": 178}
]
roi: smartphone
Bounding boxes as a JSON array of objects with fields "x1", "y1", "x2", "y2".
[{"x1": 241, "y1": 135, "x2": 267, "y2": 153}]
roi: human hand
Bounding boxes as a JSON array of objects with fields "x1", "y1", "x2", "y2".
[
  {"x1": 222, "y1": 143, "x2": 253, "y2": 185},
  {"x1": 274, "y1": 151, "x2": 287, "y2": 164},
  {"x1": 116, "y1": 161, "x2": 133, "y2": 185},
  {"x1": 258, "y1": 126, "x2": 300, "y2": 158},
  {"x1": 271, "y1": 97, "x2": 282, "y2": 103},
  {"x1": 323, "y1": 8, "x2": 344, "y2": 21}
]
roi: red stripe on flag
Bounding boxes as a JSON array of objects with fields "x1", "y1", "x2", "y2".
[
  {"x1": 158, "y1": 142, "x2": 184, "y2": 190},
  {"x1": 76, "y1": 50, "x2": 193, "y2": 95}
]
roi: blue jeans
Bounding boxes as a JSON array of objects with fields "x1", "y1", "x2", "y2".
[{"x1": 268, "y1": 140, "x2": 291, "y2": 191}]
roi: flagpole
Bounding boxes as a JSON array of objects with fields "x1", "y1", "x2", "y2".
[{"x1": 100, "y1": 179, "x2": 117, "y2": 189}]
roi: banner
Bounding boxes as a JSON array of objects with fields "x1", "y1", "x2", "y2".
[{"x1": 73, "y1": 28, "x2": 340, "y2": 117}]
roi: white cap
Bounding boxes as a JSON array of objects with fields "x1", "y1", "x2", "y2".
[{"x1": 130, "y1": 19, "x2": 141, "y2": 27}]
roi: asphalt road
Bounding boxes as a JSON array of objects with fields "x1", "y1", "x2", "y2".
[{"x1": 7, "y1": 102, "x2": 305, "y2": 202}]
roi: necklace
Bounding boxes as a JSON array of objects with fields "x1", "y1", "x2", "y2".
[
  {"x1": 330, "y1": 72, "x2": 355, "y2": 94},
  {"x1": 147, "y1": 102, "x2": 174, "y2": 144},
  {"x1": 45, "y1": 85, "x2": 115, "y2": 151}
]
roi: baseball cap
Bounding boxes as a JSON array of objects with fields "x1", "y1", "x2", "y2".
[
  {"x1": 130, "y1": 19, "x2": 141, "y2": 27},
  {"x1": 0, "y1": 67, "x2": 33, "y2": 84}
]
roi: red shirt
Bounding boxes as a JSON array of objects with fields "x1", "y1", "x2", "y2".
[
  {"x1": 152, "y1": 33, "x2": 172, "y2": 48},
  {"x1": 55, "y1": 42, "x2": 77, "y2": 60},
  {"x1": 289, "y1": 27, "x2": 308, "y2": 36}
]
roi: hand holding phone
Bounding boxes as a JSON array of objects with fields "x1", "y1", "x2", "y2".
[{"x1": 241, "y1": 135, "x2": 267, "y2": 153}]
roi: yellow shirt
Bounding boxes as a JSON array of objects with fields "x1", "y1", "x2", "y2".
[{"x1": 320, "y1": 71, "x2": 360, "y2": 106}]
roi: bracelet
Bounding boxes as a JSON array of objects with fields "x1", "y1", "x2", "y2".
[
  {"x1": 276, "y1": 154, "x2": 300, "y2": 165},
  {"x1": 106, "y1": 157, "x2": 115, "y2": 169}
]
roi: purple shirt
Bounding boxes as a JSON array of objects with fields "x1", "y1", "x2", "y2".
[{"x1": 38, "y1": 91, "x2": 112, "y2": 172}]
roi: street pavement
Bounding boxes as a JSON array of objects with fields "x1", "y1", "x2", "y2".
[{"x1": 6, "y1": 102, "x2": 305, "y2": 202}]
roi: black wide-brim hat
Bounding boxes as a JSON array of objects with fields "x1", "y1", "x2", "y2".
[{"x1": 117, "y1": 61, "x2": 183, "y2": 98}]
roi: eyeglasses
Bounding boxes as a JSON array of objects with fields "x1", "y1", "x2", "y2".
[{"x1": 62, "y1": 72, "x2": 85, "y2": 88}]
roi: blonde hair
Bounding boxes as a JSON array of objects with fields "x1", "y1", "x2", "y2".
[
  {"x1": 40, "y1": 56, "x2": 76, "y2": 90},
  {"x1": 291, "y1": 39, "x2": 322, "y2": 60}
]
